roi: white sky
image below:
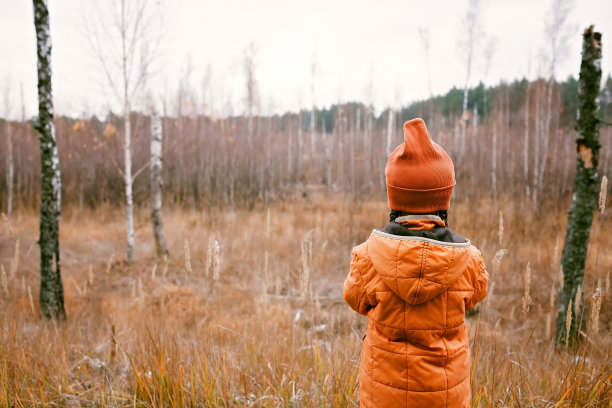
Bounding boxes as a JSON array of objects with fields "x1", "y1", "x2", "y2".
[{"x1": 1, "y1": 0, "x2": 611, "y2": 118}]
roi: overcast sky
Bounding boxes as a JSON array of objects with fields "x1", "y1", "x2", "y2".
[{"x1": 1, "y1": 0, "x2": 611, "y2": 118}]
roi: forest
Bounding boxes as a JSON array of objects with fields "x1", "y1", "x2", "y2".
[
  {"x1": 1, "y1": 76, "x2": 612, "y2": 212},
  {"x1": 0, "y1": 0, "x2": 611, "y2": 406}
]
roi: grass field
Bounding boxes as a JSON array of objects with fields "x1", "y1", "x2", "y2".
[{"x1": 0, "y1": 195, "x2": 611, "y2": 407}]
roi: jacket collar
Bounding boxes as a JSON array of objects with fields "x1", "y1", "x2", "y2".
[{"x1": 394, "y1": 214, "x2": 445, "y2": 230}]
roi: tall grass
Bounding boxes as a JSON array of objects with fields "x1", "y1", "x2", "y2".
[{"x1": 0, "y1": 195, "x2": 610, "y2": 406}]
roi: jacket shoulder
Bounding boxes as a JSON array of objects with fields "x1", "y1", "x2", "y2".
[
  {"x1": 467, "y1": 245, "x2": 486, "y2": 272},
  {"x1": 351, "y1": 241, "x2": 369, "y2": 262},
  {"x1": 350, "y1": 241, "x2": 375, "y2": 279}
]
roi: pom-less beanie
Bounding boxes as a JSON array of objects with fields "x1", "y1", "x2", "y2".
[{"x1": 385, "y1": 118, "x2": 455, "y2": 213}]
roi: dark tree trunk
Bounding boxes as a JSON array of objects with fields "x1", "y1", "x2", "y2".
[
  {"x1": 33, "y1": 0, "x2": 65, "y2": 320},
  {"x1": 555, "y1": 26, "x2": 602, "y2": 345}
]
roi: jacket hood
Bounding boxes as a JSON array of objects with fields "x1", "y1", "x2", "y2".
[{"x1": 367, "y1": 230, "x2": 473, "y2": 305}]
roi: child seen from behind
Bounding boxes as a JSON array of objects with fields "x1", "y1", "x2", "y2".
[{"x1": 344, "y1": 118, "x2": 489, "y2": 408}]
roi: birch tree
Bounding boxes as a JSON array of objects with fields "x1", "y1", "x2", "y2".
[
  {"x1": 33, "y1": 0, "x2": 65, "y2": 320},
  {"x1": 84, "y1": 0, "x2": 163, "y2": 263},
  {"x1": 243, "y1": 42, "x2": 257, "y2": 189},
  {"x1": 535, "y1": 0, "x2": 574, "y2": 202},
  {"x1": 2, "y1": 80, "x2": 13, "y2": 217},
  {"x1": 555, "y1": 26, "x2": 602, "y2": 345},
  {"x1": 150, "y1": 113, "x2": 168, "y2": 257},
  {"x1": 418, "y1": 27, "x2": 434, "y2": 126},
  {"x1": 310, "y1": 51, "x2": 318, "y2": 160},
  {"x1": 385, "y1": 108, "x2": 395, "y2": 156},
  {"x1": 458, "y1": 0, "x2": 484, "y2": 161}
]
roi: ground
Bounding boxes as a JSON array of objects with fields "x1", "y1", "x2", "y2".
[{"x1": 0, "y1": 195, "x2": 610, "y2": 407}]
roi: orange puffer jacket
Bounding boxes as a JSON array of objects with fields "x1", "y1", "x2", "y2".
[{"x1": 344, "y1": 222, "x2": 488, "y2": 408}]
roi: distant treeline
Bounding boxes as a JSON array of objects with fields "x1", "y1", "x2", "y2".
[{"x1": 1, "y1": 75, "x2": 611, "y2": 212}]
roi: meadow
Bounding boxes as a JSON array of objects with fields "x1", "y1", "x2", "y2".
[{"x1": 0, "y1": 192, "x2": 610, "y2": 407}]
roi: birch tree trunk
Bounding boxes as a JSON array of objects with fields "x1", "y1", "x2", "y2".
[
  {"x1": 460, "y1": 85, "x2": 469, "y2": 160},
  {"x1": 297, "y1": 112, "x2": 303, "y2": 182},
  {"x1": 385, "y1": 109, "x2": 394, "y2": 156},
  {"x1": 491, "y1": 109, "x2": 498, "y2": 205},
  {"x1": 532, "y1": 83, "x2": 542, "y2": 207},
  {"x1": 33, "y1": 0, "x2": 65, "y2": 320},
  {"x1": 321, "y1": 117, "x2": 330, "y2": 191},
  {"x1": 364, "y1": 106, "x2": 373, "y2": 188},
  {"x1": 310, "y1": 108, "x2": 316, "y2": 159},
  {"x1": 150, "y1": 113, "x2": 168, "y2": 257},
  {"x1": 523, "y1": 83, "x2": 531, "y2": 199},
  {"x1": 537, "y1": 77, "x2": 555, "y2": 195},
  {"x1": 5, "y1": 121, "x2": 13, "y2": 217},
  {"x1": 555, "y1": 26, "x2": 602, "y2": 345},
  {"x1": 287, "y1": 117, "x2": 293, "y2": 183},
  {"x1": 471, "y1": 104, "x2": 478, "y2": 157},
  {"x1": 120, "y1": 0, "x2": 135, "y2": 263}
]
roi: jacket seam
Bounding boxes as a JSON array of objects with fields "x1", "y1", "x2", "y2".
[
  {"x1": 367, "y1": 341, "x2": 468, "y2": 359},
  {"x1": 372, "y1": 319, "x2": 466, "y2": 331},
  {"x1": 412, "y1": 243, "x2": 427, "y2": 304},
  {"x1": 360, "y1": 366, "x2": 469, "y2": 393}
]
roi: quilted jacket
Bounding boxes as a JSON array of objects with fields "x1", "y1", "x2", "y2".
[{"x1": 344, "y1": 217, "x2": 488, "y2": 407}]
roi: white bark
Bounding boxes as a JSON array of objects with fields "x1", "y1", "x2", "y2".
[
  {"x1": 120, "y1": 0, "x2": 135, "y2": 264},
  {"x1": 124, "y1": 105, "x2": 135, "y2": 263},
  {"x1": 385, "y1": 108, "x2": 395, "y2": 156},
  {"x1": 322, "y1": 117, "x2": 330, "y2": 190},
  {"x1": 2, "y1": 82, "x2": 13, "y2": 217},
  {"x1": 491, "y1": 110, "x2": 498, "y2": 204},
  {"x1": 297, "y1": 112, "x2": 303, "y2": 181},
  {"x1": 459, "y1": 0, "x2": 484, "y2": 161},
  {"x1": 4, "y1": 121, "x2": 13, "y2": 217},
  {"x1": 287, "y1": 117, "x2": 293, "y2": 183},
  {"x1": 471, "y1": 104, "x2": 478, "y2": 155},
  {"x1": 364, "y1": 106, "x2": 373, "y2": 187},
  {"x1": 310, "y1": 108, "x2": 316, "y2": 159},
  {"x1": 150, "y1": 113, "x2": 168, "y2": 257},
  {"x1": 523, "y1": 83, "x2": 531, "y2": 198}
]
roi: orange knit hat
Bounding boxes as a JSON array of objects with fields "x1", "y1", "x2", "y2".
[{"x1": 385, "y1": 118, "x2": 455, "y2": 213}]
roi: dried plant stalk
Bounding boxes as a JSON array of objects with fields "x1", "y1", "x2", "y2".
[
  {"x1": 151, "y1": 263, "x2": 157, "y2": 280},
  {"x1": 300, "y1": 231, "x2": 313, "y2": 300},
  {"x1": 552, "y1": 236, "x2": 560, "y2": 264},
  {"x1": 105, "y1": 253, "x2": 115, "y2": 276},
  {"x1": 88, "y1": 264, "x2": 94, "y2": 286},
  {"x1": 590, "y1": 286, "x2": 602, "y2": 335},
  {"x1": 523, "y1": 262, "x2": 532, "y2": 314},
  {"x1": 206, "y1": 238, "x2": 221, "y2": 281},
  {"x1": 549, "y1": 280, "x2": 556, "y2": 308},
  {"x1": 573, "y1": 285, "x2": 582, "y2": 321},
  {"x1": 10, "y1": 239, "x2": 19, "y2": 278},
  {"x1": 599, "y1": 175, "x2": 607, "y2": 214},
  {"x1": 492, "y1": 249, "x2": 507, "y2": 276},
  {"x1": 498, "y1": 211, "x2": 504, "y2": 246},
  {"x1": 184, "y1": 239, "x2": 193, "y2": 274},
  {"x1": 566, "y1": 299, "x2": 573, "y2": 346},
  {"x1": 1, "y1": 264, "x2": 7, "y2": 295},
  {"x1": 28, "y1": 285, "x2": 35, "y2": 315}
]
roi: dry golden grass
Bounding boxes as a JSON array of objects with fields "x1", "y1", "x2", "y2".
[{"x1": 0, "y1": 195, "x2": 611, "y2": 407}]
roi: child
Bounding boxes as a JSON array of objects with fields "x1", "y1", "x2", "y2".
[{"x1": 344, "y1": 118, "x2": 488, "y2": 408}]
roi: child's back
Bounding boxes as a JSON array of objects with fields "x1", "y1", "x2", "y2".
[{"x1": 344, "y1": 119, "x2": 488, "y2": 408}]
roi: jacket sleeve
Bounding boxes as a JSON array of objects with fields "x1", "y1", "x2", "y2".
[
  {"x1": 343, "y1": 246, "x2": 375, "y2": 315},
  {"x1": 466, "y1": 251, "x2": 489, "y2": 311}
]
